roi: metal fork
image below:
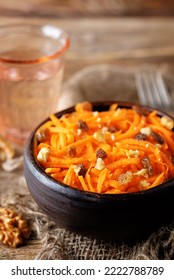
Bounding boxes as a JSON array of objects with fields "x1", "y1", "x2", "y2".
[{"x1": 135, "y1": 70, "x2": 174, "y2": 116}]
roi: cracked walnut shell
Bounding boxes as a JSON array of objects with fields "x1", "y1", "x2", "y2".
[{"x1": 0, "y1": 207, "x2": 31, "y2": 248}]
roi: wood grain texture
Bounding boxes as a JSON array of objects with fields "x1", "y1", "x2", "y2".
[
  {"x1": 1, "y1": 16, "x2": 174, "y2": 80},
  {"x1": 0, "y1": 0, "x2": 174, "y2": 16}
]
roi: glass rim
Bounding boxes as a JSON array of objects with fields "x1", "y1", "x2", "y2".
[{"x1": 0, "y1": 23, "x2": 70, "y2": 64}]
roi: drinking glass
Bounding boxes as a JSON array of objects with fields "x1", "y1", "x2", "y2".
[{"x1": 0, "y1": 24, "x2": 70, "y2": 145}]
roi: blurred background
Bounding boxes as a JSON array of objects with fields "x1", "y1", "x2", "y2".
[
  {"x1": 1, "y1": 0, "x2": 174, "y2": 82},
  {"x1": 0, "y1": 0, "x2": 174, "y2": 17},
  {"x1": 1, "y1": 0, "x2": 174, "y2": 105}
]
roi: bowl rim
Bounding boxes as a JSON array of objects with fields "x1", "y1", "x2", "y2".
[{"x1": 24, "y1": 100, "x2": 174, "y2": 201}]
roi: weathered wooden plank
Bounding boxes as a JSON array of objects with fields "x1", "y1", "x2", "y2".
[{"x1": 0, "y1": 0, "x2": 174, "y2": 17}]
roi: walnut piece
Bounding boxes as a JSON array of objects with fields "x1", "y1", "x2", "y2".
[
  {"x1": 161, "y1": 116, "x2": 174, "y2": 130},
  {"x1": 2, "y1": 156, "x2": 23, "y2": 172},
  {"x1": 134, "y1": 168, "x2": 149, "y2": 178},
  {"x1": 126, "y1": 149, "x2": 139, "y2": 158},
  {"x1": 95, "y1": 158, "x2": 105, "y2": 170},
  {"x1": 93, "y1": 131, "x2": 105, "y2": 142},
  {"x1": 35, "y1": 127, "x2": 49, "y2": 142},
  {"x1": 118, "y1": 171, "x2": 133, "y2": 185},
  {"x1": 0, "y1": 207, "x2": 31, "y2": 248},
  {"x1": 37, "y1": 147, "x2": 50, "y2": 162},
  {"x1": 75, "y1": 101, "x2": 92, "y2": 112},
  {"x1": 0, "y1": 136, "x2": 14, "y2": 163},
  {"x1": 140, "y1": 127, "x2": 152, "y2": 136},
  {"x1": 140, "y1": 180, "x2": 150, "y2": 189}
]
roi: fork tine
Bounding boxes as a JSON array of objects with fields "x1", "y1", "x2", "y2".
[
  {"x1": 135, "y1": 71, "x2": 157, "y2": 108},
  {"x1": 142, "y1": 71, "x2": 159, "y2": 108},
  {"x1": 155, "y1": 71, "x2": 174, "y2": 112},
  {"x1": 135, "y1": 71, "x2": 148, "y2": 105},
  {"x1": 148, "y1": 71, "x2": 167, "y2": 111},
  {"x1": 136, "y1": 70, "x2": 174, "y2": 115}
]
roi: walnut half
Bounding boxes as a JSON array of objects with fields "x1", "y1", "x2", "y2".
[{"x1": 0, "y1": 207, "x2": 31, "y2": 248}]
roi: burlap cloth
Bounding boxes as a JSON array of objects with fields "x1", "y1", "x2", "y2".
[{"x1": 1, "y1": 64, "x2": 174, "y2": 260}]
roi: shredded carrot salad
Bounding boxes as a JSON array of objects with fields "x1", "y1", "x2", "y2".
[{"x1": 34, "y1": 101, "x2": 174, "y2": 194}]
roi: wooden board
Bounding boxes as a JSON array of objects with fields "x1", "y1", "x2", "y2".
[{"x1": 0, "y1": 0, "x2": 174, "y2": 16}]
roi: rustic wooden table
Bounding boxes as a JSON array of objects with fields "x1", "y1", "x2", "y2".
[
  {"x1": 0, "y1": 16, "x2": 174, "y2": 81},
  {"x1": 1, "y1": 2, "x2": 174, "y2": 259}
]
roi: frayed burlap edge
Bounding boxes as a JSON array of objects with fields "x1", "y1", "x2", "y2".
[{"x1": 1, "y1": 181, "x2": 174, "y2": 260}]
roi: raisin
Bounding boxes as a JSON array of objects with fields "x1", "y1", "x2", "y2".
[
  {"x1": 171, "y1": 157, "x2": 174, "y2": 164},
  {"x1": 135, "y1": 133, "x2": 147, "y2": 141},
  {"x1": 96, "y1": 148, "x2": 107, "y2": 159},
  {"x1": 77, "y1": 120, "x2": 88, "y2": 131},
  {"x1": 141, "y1": 157, "x2": 153, "y2": 176},
  {"x1": 151, "y1": 131, "x2": 164, "y2": 144},
  {"x1": 76, "y1": 164, "x2": 87, "y2": 177},
  {"x1": 108, "y1": 126, "x2": 118, "y2": 133},
  {"x1": 133, "y1": 105, "x2": 150, "y2": 116},
  {"x1": 67, "y1": 146, "x2": 76, "y2": 157}
]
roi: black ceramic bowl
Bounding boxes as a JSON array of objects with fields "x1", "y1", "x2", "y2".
[{"x1": 24, "y1": 101, "x2": 174, "y2": 242}]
